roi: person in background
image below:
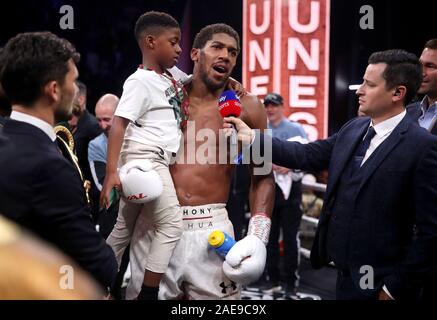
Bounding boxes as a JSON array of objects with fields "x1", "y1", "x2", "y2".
[
  {"x1": 0, "y1": 31, "x2": 117, "y2": 292},
  {"x1": 261, "y1": 92, "x2": 308, "y2": 299},
  {"x1": 407, "y1": 39, "x2": 437, "y2": 134},
  {"x1": 406, "y1": 38, "x2": 437, "y2": 300},
  {"x1": 88, "y1": 93, "x2": 119, "y2": 238},
  {"x1": 69, "y1": 80, "x2": 102, "y2": 184}
]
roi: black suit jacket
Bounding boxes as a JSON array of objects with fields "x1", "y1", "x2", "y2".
[
  {"x1": 261, "y1": 113, "x2": 437, "y2": 299},
  {"x1": 74, "y1": 110, "x2": 101, "y2": 182},
  {"x1": 407, "y1": 102, "x2": 437, "y2": 300},
  {"x1": 0, "y1": 119, "x2": 117, "y2": 289}
]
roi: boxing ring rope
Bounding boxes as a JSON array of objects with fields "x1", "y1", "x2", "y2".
[
  {"x1": 243, "y1": 180, "x2": 327, "y2": 259},
  {"x1": 302, "y1": 181, "x2": 327, "y2": 193},
  {"x1": 300, "y1": 180, "x2": 327, "y2": 259}
]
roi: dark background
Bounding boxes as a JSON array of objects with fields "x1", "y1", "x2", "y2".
[{"x1": 0, "y1": 0, "x2": 436, "y2": 135}]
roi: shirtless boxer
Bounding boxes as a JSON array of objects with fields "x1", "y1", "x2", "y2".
[{"x1": 126, "y1": 23, "x2": 275, "y2": 300}]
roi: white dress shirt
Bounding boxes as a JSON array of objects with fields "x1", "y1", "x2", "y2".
[
  {"x1": 361, "y1": 110, "x2": 406, "y2": 166},
  {"x1": 9, "y1": 111, "x2": 56, "y2": 142}
]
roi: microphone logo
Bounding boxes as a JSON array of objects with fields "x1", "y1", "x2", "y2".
[{"x1": 218, "y1": 90, "x2": 241, "y2": 118}]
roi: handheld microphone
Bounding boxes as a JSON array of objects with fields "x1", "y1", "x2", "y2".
[
  {"x1": 218, "y1": 90, "x2": 241, "y2": 146},
  {"x1": 218, "y1": 90, "x2": 242, "y2": 118}
]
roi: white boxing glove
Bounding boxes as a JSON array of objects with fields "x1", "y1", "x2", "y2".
[
  {"x1": 118, "y1": 159, "x2": 163, "y2": 204},
  {"x1": 222, "y1": 235, "x2": 266, "y2": 285},
  {"x1": 222, "y1": 214, "x2": 271, "y2": 285}
]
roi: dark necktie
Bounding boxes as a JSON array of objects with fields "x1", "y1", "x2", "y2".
[{"x1": 353, "y1": 126, "x2": 376, "y2": 172}]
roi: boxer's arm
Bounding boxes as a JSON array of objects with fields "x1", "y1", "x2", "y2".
[
  {"x1": 222, "y1": 94, "x2": 274, "y2": 285},
  {"x1": 242, "y1": 94, "x2": 275, "y2": 223}
]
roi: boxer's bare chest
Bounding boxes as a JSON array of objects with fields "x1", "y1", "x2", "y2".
[{"x1": 170, "y1": 98, "x2": 234, "y2": 205}]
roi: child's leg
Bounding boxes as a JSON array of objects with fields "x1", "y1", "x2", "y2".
[
  {"x1": 137, "y1": 161, "x2": 182, "y2": 299},
  {"x1": 107, "y1": 140, "x2": 148, "y2": 268},
  {"x1": 142, "y1": 202, "x2": 182, "y2": 284},
  {"x1": 106, "y1": 197, "x2": 142, "y2": 268}
]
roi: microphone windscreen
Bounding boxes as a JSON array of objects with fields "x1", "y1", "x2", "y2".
[{"x1": 218, "y1": 90, "x2": 241, "y2": 118}]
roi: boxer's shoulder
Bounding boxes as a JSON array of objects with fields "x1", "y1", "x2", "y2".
[
  {"x1": 240, "y1": 92, "x2": 262, "y2": 108},
  {"x1": 240, "y1": 93, "x2": 266, "y2": 130}
]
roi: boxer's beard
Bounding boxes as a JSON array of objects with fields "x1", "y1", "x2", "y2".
[{"x1": 199, "y1": 52, "x2": 229, "y2": 92}]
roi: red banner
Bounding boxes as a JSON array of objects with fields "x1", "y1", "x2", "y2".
[{"x1": 243, "y1": 0, "x2": 330, "y2": 140}]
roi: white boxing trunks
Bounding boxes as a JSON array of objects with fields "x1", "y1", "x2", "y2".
[{"x1": 126, "y1": 203, "x2": 241, "y2": 300}]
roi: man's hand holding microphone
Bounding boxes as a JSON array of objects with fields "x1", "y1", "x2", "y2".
[{"x1": 223, "y1": 116, "x2": 254, "y2": 145}]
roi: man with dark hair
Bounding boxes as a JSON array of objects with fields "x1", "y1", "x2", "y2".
[
  {"x1": 0, "y1": 32, "x2": 117, "y2": 291},
  {"x1": 68, "y1": 80, "x2": 102, "y2": 187},
  {"x1": 226, "y1": 49, "x2": 437, "y2": 300},
  {"x1": 407, "y1": 39, "x2": 437, "y2": 134},
  {"x1": 192, "y1": 23, "x2": 241, "y2": 52},
  {"x1": 406, "y1": 39, "x2": 437, "y2": 300},
  {"x1": 126, "y1": 23, "x2": 275, "y2": 300}
]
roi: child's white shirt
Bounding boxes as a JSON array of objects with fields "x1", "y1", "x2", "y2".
[{"x1": 115, "y1": 66, "x2": 189, "y2": 154}]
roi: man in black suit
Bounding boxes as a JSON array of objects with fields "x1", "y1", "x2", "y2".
[
  {"x1": 225, "y1": 49, "x2": 437, "y2": 300},
  {"x1": 0, "y1": 32, "x2": 117, "y2": 292},
  {"x1": 69, "y1": 80, "x2": 102, "y2": 185},
  {"x1": 407, "y1": 39, "x2": 437, "y2": 300},
  {"x1": 407, "y1": 39, "x2": 437, "y2": 134}
]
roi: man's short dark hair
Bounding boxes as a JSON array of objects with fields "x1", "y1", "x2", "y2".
[
  {"x1": 134, "y1": 11, "x2": 180, "y2": 43},
  {"x1": 424, "y1": 39, "x2": 437, "y2": 50},
  {"x1": 368, "y1": 49, "x2": 422, "y2": 104},
  {"x1": 263, "y1": 93, "x2": 284, "y2": 106},
  {"x1": 0, "y1": 32, "x2": 80, "y2": 106},
  {"x1": 193, "y1": 23, "x2": 240, "y2": 53}
]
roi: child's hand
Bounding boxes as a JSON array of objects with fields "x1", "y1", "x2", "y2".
[
  {"x1": 227, "y1": 77, "x2": 247, "y2": 98},
  {"x1": 100, "y1": 172, "x2": 122, "y2": 209}
]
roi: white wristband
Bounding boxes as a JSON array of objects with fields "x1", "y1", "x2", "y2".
[{"x1": 247, "y1": 214, "x2": 271, "y2": 246}]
